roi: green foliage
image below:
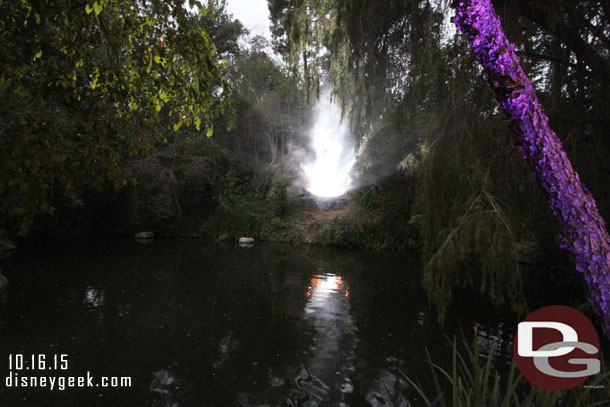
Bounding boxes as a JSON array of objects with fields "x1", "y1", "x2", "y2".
[
  {"x1": 359, "y1": 175, "x2": 422, "y2": 251},
  {"x1": 268, "y1": 0, "x2": 333, "y2": 101},
  {"x1": 223, "y1": 42, "x2": 310, "y2": 165},
  {"x1": 199, "y1": 167, "x2": 297, "y2": 242},
  {"x1": 421, "y1": 189, "x2": 527, "y2": 322},
  {"x1": 123, "y1": 134, "x2": 234, "y2": 234},
  {"x1": 203, "y1": 193, "x2": 272, "y2": 240},
  {"x1": 355, "y1": 186, "x2": 378, "y2": 210},
  {"x1": 404, "y1": 330, "x2": 610, "y2": 406},
  {"x1": 314, "y1": 178, "x2": 422, "y2": 251},
  {"x1": 271, "y1": 182, "x2": 289, "y2": 217},
  {"x1": 0, "y1": 0, "x2": 232, "y2": 236},
  {"x1": 315, "y1": 214, "x2": 417, "y2": 251},
  {"x1": 411, "y1": 71, "x2": 544, "y2": 321},
  {"x1": 315, "y1": 217, "x2": 354, "y2": 246}
]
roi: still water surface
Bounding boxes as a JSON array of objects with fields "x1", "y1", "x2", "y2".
[{"x1": 0, "y1": 241, "x2": 515, "y2": 406}]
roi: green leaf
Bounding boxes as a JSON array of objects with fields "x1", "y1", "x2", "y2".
[
  {"x1": 93, "y1": 1, "x2": 102, "y2": 16},
  {"x1": 33, "y1": 50, "x2": 42, "y2": 61},
  {"x1": 159, "y1": 91, "x2": 169, "y2": 102},
  {"x1": 85, "y1": 4, "x2": 93, "y2": 14},
  {"x1": 194, "y1": 116, "x2": 201, "y2": 131},
  {"x1": 154, "y1": 55, "x2": 161, "y2": 64},
  {"x1": 206, "y1": 128, "x2": 213, "y2": 138},
  {"x1": 173, "y1": 121, "x2": 182, "y2": 132}
]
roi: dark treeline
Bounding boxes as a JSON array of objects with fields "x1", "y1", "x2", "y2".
[{"x1": 1, "y1": 0, "x2": 610, "y2": 324}]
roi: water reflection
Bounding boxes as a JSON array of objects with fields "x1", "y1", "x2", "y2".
[
  {"x1": 83, "y1": 286, "x2": 105, "y2": 311},
  {"x1": 214, "y1": 331, "x2": 239, "y2": 368},
  {"x1": 364, "y1": 360, "x2": 409, "y2": 407},
  {"x1": 297, "y1": 273, "x2": 356, "y2": 406},
  {"x1": 475, "y1": 322, "x2": 514, "y2": 369},
  {"x1": 150, "y1": 369, "x2": 180, "y2": 407},
  {"x1": 237, "y1": 272, "x2": 358, "y2": 407},
  {"x1": 83, "y1": 286, "x2": 105, "y2": 325}
]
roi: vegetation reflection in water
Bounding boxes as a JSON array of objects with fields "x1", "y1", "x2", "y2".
[{"x1": 0, "y1": 241, "x2": 517, "y2": 406}]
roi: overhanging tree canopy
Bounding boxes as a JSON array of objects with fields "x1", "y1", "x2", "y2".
[{"x1": 0, "y1": 0, "x2": 231, "y2": 235}]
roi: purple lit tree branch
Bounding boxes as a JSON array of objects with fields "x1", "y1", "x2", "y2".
[{"x1": 452, "y1": 0, "x2": 610, "y2": 332}]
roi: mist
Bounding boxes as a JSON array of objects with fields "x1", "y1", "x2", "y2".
[{"x1": 301, "y1": 91, "x2": 356, "y2": 198}]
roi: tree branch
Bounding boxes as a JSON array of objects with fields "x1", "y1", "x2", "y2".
[{"x1": 453, "y1": 0, "x2": 610, "y2": 334}]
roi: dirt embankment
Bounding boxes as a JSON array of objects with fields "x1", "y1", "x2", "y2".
[{"x1": 290, "y1": 196, "x2": 357, "y2": 243}]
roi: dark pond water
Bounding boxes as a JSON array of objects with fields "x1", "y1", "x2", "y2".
[{"x1": 0, "y1": 240, "x2": 516, "y2": 406}]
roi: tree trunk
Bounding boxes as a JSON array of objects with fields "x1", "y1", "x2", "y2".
[{"x1": 452, "y1": 0, "x2": 610, "y2": 332}]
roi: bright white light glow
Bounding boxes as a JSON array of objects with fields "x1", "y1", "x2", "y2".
[{"x1": 302, "y1": 92, "x2": 356, "y2": 198}]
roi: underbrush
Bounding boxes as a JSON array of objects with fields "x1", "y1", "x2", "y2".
[
  {"x1": 314, "y1": 211, "x2": 421, "y2": 251},
  {"x1": 121, "y1": 136, "x2": 233, "y2": 235},
  {"x1": 118, "y1": 135, "x2": 298, "y2": 241},
  {"x1": 200, "y1": 178, "x2": 297, "y2": 242},
  {"x1": 405, "y1": 329, "x2": 610, "y2": 407},
  {"x1": 314, "y1": 174, "x2": 422, "y2": 251}
]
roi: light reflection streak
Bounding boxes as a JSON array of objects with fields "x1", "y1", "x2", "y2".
[{"x1": 297, "y1": 273, "x2": 356, "y2": 405}]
